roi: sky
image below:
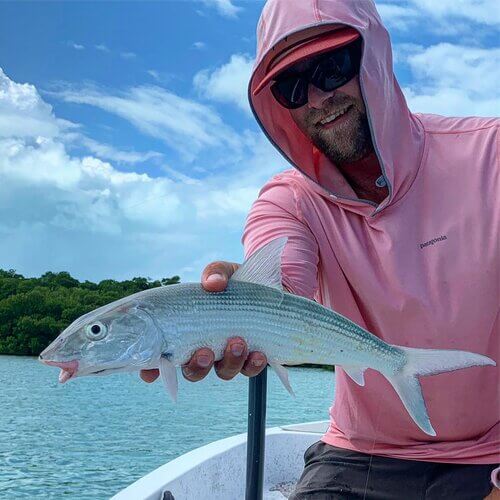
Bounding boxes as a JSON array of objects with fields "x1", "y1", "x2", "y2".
[{"x1": 0, "y1": 0, "x2": 499, "y2": 283}]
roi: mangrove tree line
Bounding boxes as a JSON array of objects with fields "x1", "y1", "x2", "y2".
[{"x1": 0, "y1": 269, "x2": 180, "y2": 356}]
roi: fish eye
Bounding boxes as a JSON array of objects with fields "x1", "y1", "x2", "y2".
[{"x1": 85, "y1": 321, "x2": 107, "y2": 341}]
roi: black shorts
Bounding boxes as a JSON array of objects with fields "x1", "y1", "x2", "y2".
[{"x1": 289, "y1": 441, "x2": 497, "y2": 500}]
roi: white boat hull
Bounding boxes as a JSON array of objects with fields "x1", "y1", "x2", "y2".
[{"x1": 112, "y1": 421, "x2": 329, "y2": 500}]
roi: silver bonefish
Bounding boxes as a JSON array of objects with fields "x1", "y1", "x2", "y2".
[{"x1": 39, "y1": 237, "x2": 495, "y2": 436}]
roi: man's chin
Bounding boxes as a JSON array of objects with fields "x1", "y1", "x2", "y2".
[
  {"x1": 313, "y1": 134, "x2": 360, "y2": 164},
  {"x1": 312, "y1": 121, "x2": 371, "y2": 165}
]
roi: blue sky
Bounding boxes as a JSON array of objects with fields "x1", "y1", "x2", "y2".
[{"x1": 0, "y1": 0, "x2": 499, "y2": 283}]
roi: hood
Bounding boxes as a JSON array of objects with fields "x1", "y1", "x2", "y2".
[{"x1": 248, "y1": 0, "x2": 425, "y2": 216}]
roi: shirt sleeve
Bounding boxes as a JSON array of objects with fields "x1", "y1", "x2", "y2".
[{"x1": 242, "y1": 175, "x2": 319, "y2": 300}]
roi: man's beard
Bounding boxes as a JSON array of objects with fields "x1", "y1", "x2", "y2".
[{"x1": 308, "y1": 102, "x2": 373, "y2": 165}]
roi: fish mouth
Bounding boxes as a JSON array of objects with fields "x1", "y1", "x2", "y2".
[
  {"x1": 40, "y1": 356, "x2": 131, "y2": 381},
  {"x1": 86, "y1": 365, "x2": 131, "y2": 376},
  {"x1": 41, "y1": 359, "x2": 79, "y2": 383}
]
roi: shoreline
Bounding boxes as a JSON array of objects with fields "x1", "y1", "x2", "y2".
[{"x1": 1, "y1": 354, "x2": 334, "y2": 370}]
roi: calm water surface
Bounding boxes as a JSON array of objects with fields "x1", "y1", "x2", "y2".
[{"x1": 1, "y1": 356, "x2": 335, "y2": 499}]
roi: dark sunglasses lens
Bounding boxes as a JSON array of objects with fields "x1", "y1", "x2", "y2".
[
  {"x1": 271, "y1": 76, "x2": 308, "y2": 109},
  {"x1": 312, "y1": 44, "x2": 359, "y2": 92}
]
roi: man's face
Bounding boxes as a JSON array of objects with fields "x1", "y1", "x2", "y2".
[{"x1": 287, "y1": 63, "x2": 373, "y2": 165}]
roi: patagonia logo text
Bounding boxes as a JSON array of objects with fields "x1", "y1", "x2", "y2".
[{"x1": 420, "y1": 235, "x2": 447, "y2": 249}]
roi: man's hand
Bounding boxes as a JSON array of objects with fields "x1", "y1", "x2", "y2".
[
  {"x1": 484, "y1": 488, "x2": 500, "y2": 500},
  {"x1": 139, "y1": 261, "x2": 267, "y2": 384}
]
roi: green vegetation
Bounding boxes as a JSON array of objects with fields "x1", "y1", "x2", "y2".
[{"x1": 0, "y1": 269, "x2": 179, "y2": 356}]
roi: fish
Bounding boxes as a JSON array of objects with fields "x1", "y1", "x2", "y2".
[{"x1": 39, "y1": 237, "x2": 495, "y2": 436}]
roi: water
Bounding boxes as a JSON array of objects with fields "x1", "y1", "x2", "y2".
[{"x1": 0, "y1": 356, "x2": 334, "y2": 499}]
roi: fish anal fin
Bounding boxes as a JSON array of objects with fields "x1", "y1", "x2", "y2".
[
  {"x1": 160, "y1": 355, "x2": 178, "y2": 402},
  {"x1": 342, "y1": 365, "x2": 366, "y2": 386},
  {"x1": 270, "y1": 361, "x2": 295, "y2": 397}
]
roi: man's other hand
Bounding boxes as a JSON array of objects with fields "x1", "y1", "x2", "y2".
[{"x1": 139, "y1": 260, "x2": 267, "y2": 384}]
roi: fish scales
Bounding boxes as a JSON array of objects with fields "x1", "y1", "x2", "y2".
[{"x1": 153, "y1": 281, "x2": 404, "y2": 372}]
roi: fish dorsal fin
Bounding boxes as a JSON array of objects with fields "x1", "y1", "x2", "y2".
[{"x1": 231, "y1": 237, "x2": 287, "y2": 291}]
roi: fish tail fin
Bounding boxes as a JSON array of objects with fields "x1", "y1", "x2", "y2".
[
  {"x1": 381, "y1": 369, "x2": 435, "y2": 436},
  {"x1": 397, "y1": 346, "x2": 495, "y2": 376},
  {"x1": 381, "y1": 346, "x2": 495, "y2": 436}
]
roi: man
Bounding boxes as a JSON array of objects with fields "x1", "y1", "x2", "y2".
[{"x1": 142, "y1": 0, "x2": 499, "y2": 497}]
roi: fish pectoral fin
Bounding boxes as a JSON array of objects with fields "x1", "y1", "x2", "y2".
[
  {"x1": 159, "y1": 355, "x2": 178, "y2": 403},
  {"x1": 270, "y1": 361, "x2": 295, "y2": 397},
  {"x1": 342, "y1": 365, "x2": 366, "y2": 386},
  {"x1": 231, "y1": 237, "x2": 287, "y2": 291}
]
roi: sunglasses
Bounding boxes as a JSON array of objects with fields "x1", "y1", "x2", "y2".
[{"x1": 270, "y1": 39, "x2": 362, "y2": 109}]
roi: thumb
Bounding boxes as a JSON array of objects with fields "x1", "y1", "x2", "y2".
[{"x1": 201, "y1": 261, "x2": 240, "y2": 292}]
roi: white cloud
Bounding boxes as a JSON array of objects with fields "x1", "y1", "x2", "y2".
[
  {"x1": 392, "y1": 43, "x2": 424, "y2": 65},
  {"x1": 68, "y1": 42, "x2": 85, "y2": 50},
  {"x1": 1, "y1": 136, "x2": 82, "y2": 189},
  {"x1": 147, "y1": 69, "x2": 160, "y2": 80},
  {"x1": 377, "y1": 3, "x2": 420, "y2": 31},
  {"x1": 95, "y1": 44, "x2": 110, "y2": 53},
  {"x1": 194, "y1": 186, "x2": 259, "y2": 219},
  {"x1": 146, "y1": 69, "x2": 177, "y2": 85},
  {"x1": 377, "y1": 0, "x2": 500, "y2": 33},
  {"x1": 0, "y1": 68, "x2": 65, "y2": 139},
  {"x1": 193, "y1": 41, "x2": 206, "y2": 50},
  {"x1": 404, "y1": 86, "x2": 499, "y2": 117},
  {"x1": 193, "y1": 54, "x2": 254, "y2": 115},
  {"x1": 161, "y1": 164, "x2": 201, "y2": 185},
  {"x1": 54, "y1": 83, "x2": 244, "y2": 163},
  {"x1": 0, "y1": 69, "x2": 285, "y2": 283},
  {"x1": 65, "y1": 133, "x2": 163, "y2": 165},
  {"x1": 408, "y1": 44, "x2": 499, "y2": 96},
  {"x1": 200, "y1": 0, "x2": 242, "y2": 18},
  {"x1": 414, "y1": 0, "x2": 500, "y2": 26},
  {"x1": 120, "y1": 51, "x2": 137, "y2": 59},
  {"x1": 402, "y1": 43, "x2": 500, "y2": 116}
]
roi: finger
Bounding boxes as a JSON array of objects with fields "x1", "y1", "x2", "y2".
[
  {"x1": 241, "y1": 352, "x2": 267, "y2": 377},
  {"x1": 181, "y1": 348, "x2": 215, "y2": 382},
  {"x1": 484, "y1": 488, "x2": 500, "y2": 500},
  {"x1": 140, "y1": 369, "x2": 159, "y2": 383},
  {"x1": 201, "y1": 261, "x2": 239, "y2": 292},
  {"x1": 214, "y1": 337, "x2": 248, "y2": 380}
]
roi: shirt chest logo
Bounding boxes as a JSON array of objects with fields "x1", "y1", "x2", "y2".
[{"x1": 420, "y1": 235, "x2": 448, "y2": 249}]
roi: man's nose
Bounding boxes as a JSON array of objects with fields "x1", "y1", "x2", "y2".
[{"x1": 307, "y1": 84, "x2": 335, "y2": 109}]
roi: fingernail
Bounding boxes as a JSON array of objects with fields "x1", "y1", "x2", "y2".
[
  {"x1": 252, "y1": 359, "x2": 264, "y2": 367},
  {"x1": 197, "y1": 355, "x2": 211, "y2": 367},
  {"x1": 231, "y1": 343, "x2": 244, "y2": 357},
  {"x1": 206, "y1": 273, "x2": 224, "y2": 283}
]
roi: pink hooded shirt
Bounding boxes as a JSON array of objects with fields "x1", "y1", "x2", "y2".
[{"x1": 243, "y1": 0, "x2": 499, "y2": 465}]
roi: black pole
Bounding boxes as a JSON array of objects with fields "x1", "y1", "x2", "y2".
[{"x1": 245, "y1": 366, "x2": 267, "y2": 500}]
